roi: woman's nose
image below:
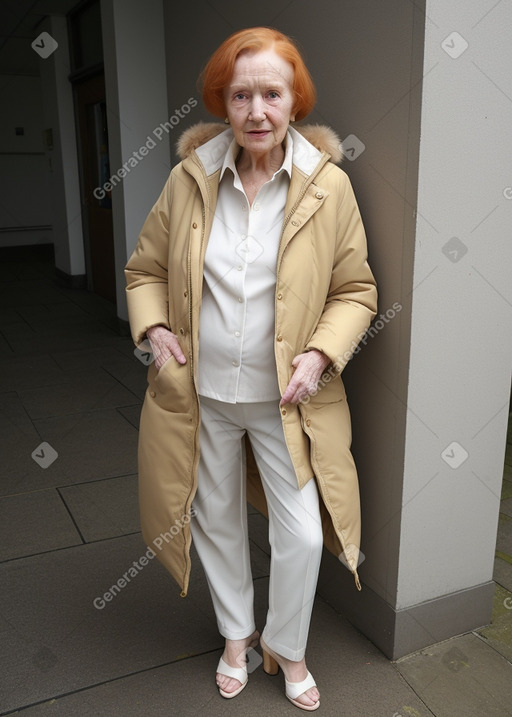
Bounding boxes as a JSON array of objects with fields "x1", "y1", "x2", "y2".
[{"x1": 248, "y1": 96, "x2": 266, "y2": 121}]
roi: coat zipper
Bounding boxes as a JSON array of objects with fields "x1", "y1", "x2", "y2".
[{"x1": 181, "y1": 167, "x2": 208, "y2": 597}]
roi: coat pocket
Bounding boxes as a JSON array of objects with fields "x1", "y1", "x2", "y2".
[
  {"x1": 306, "y1": 374, "x2": 346, "y2": 406},
  {"x1": 147, "y1": 358, "x2": 195, "y2": 413}
]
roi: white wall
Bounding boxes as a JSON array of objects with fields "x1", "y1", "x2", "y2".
[
  {"x1": 39, "y1": 15, "x2": 85, "y2": 277},
  {"x1": 101, "y1": 0, "x2": 171, "y2": 321},
  {"x1": 399, "y1": 0, "x2": 512, "y2": 606},
  {"x1": 0, "y1": 74, "x2": 52, "y2": 247}
]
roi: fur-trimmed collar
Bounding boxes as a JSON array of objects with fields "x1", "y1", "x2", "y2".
[{"x1": 176, "y1": 122, "x2": 343, "y2": 164}]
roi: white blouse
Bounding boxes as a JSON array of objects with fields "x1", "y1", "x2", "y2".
[{"x1": 197, "y1": 132, "x2": 293, "y2": 403}]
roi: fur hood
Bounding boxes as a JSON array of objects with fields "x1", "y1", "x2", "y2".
[{"x1": 176, "y1": 121, "x2": 343, "y2": 164}]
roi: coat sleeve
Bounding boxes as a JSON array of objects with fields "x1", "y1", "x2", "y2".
[
  {"x1": 124, "y1": 173, "x2": 174, "y2": 346},
  {"x1": 305, "y1": 171, "x2": 378, "y2": 371}
]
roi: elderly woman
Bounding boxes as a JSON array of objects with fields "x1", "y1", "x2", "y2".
[{"x1": 125, "y1": 27, "x2": 377, "y2": 711}]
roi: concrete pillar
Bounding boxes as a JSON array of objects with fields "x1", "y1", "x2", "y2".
[
  {"x1": 101, "y1": 0, "x2": 171, "y2": 322},
  {"x1": 39, "y1": 15, "x2": 85, "y2": 281}
]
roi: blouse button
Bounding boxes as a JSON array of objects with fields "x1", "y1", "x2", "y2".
[
  {"x1": 179, "y1": 328, "x2": 185, "y2": 335},
  {"x1": 281, "y1": 408, "x2": 287, "y2": 416},
  {"x1": 183, "y1": 290, "x2": 187, "y2": 297},
  {"x1": 315, "y1": 192, "x2": 323, "y2": 199},
  {"x1": 306, "y1": 419, "x2": 311, "y2": 427},
  {"x1": 192, "y1": 222, "x2": 197, "y2": 229},
  {"x1": 291, "y1": 220, "x2": 299, "y2": 226},
  {"x1": 277, "y1": 292, "x2": 283, "y2": 300},
  {"x1": 276, "y1": 335, "x2": 283, "y2": 342}
]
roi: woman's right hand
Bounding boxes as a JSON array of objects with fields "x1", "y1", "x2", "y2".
[{"x1": 146, "y1": 325, "x2": 187, "y2": 370}]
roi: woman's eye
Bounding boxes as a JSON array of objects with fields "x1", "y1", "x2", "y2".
[
  {"x1": 234, "y1": 93, "x2": 246, "y2": 100},
  {"x1": 267, "y1": 91, "x2": 279, "y2": 99}
]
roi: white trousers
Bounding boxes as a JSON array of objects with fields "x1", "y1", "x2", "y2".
[{"x1": 191, "y1": 396, "x2": 323, "y2": 661}]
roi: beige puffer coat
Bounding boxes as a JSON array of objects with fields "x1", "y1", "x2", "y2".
[{"x1": 125, "y1": 122, "x2": 377, "y2": 596}]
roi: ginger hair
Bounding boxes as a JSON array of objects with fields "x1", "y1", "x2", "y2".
[{"x1": 200, "y1": 27, "x2": 316, "y2": 121}]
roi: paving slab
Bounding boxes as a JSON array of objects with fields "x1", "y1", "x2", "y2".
[
  {"x1": 117, "y1": 405, "x2": 142, "y2": 430},
  {"x1": 16, "y1": 302, "x2": 92, "y2": 328},
  {"x1": 506, "y1": 442, "x2": 512, "y2": 469},
  {"x1": 476, "y1": 583, "x2": 512, "y2": 664},
  {"x1": 59, "y1": 474, "x2": 140, "y2": 542},
  {"x1": 501, "y1": 497, "x2": 512, "y2": 518},
  {"x1": 496, "y1": 513, "x2": 512, "y2": 555},
  {"x1": 0, "y1": 534, "x2": 220, "y2": 714},
  {"x1": 395, "y1": 632, "x2": 512, "y2": 717},
  {"x1": 0, "y1": 408, "x2": 138, "y2": 497},
  {"x1": 0, "y1": 332, "x2": 13, "y2": 354},
  {"x1": 493, "y1": 555, "x2": 512, "y2": 592},
  {"x1": 52, "y1": 347, "x2": 147, "y2": 401},
  {"x1": 248, "y1": 511, "x2": 271, "y2": 556},
  {"x1": 51, "y1": 346, "x2": 135, "y2": 373},
  {"x1": 9, "y1": 592, "x2": 435, "y2": 717},
  {"x1": 0, "y1": 354, "x2": 64, "y2": 393},
  {"x1": 2, "y1": 320, "x2": 120, "y2": 357},
  {"x1": 502, "y1": 475, "x2": 512, "y2": 499},
  {"x1": 0, "y1": 307, "x2": 24, "y2": 326},
  {"x1": 0, "y1": 489, "x2": 82, "y2": 561},
  {"x1": 0, "y1": 280, "x2": 69, "y2": 308},
  {"x1": 17, "y1": 368, "x2": 140, "y2": 420}
]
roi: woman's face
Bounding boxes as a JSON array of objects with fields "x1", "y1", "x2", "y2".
[{"x1": 224, "y1": 48, "x2": 295, "y2": 161}]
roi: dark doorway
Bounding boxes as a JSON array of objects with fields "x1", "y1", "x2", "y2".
[{"x1": 75, "y1": 72, "x2": 116, "y2": 303}]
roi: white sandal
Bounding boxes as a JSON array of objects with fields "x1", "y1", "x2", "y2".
[
  {"x1": 285, "y1": 671, "x2": 320, "y2": 711},
  {"x1": 261, "y1": 638, "x2": 320, "y2": 711},
  {"x1": 216, "y1": 656, "x2": 248, "y2": 699}
]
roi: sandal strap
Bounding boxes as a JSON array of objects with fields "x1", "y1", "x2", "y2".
[
  {"x1": 285, "y1": 670, "x2": 317, "y2": 700},
  {"x1": 217, "y1": 656, "x2": 248, "y2": 684}
]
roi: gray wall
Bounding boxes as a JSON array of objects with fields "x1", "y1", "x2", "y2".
[
  {"x1": 0, "y1": 74, "x2": 52, "y2": 248},
  {"x1": 102, "y1": 0, "x2": 171, "y2": 320},
  {"x1": 39, "y1": 15, "x2": 85, "y2": 278}
]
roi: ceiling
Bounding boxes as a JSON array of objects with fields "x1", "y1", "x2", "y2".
[{"x1": 0, "y1": 0, "x2": 79, "y2": 75}]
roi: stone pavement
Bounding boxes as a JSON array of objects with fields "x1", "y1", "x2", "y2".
[{"x1": 0, "y1": 246, "x2": 511, "y2": 716}]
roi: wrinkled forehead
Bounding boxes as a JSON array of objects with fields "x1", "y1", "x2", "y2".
[{"x1": 229, "y1": 49, "x2": 294, "y2": 87}]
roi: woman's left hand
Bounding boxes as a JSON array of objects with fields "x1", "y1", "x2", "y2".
[{"x1": 280, "y1": 350, "x2": 331, "y2": 406}]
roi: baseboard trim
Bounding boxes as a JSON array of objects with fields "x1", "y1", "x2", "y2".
[
  {"x1": 317, "y1": 549, "x2": 495, "y2": 660},
  {"x1": 55, "y1": 267, "x2": 87, "y2": 290}
]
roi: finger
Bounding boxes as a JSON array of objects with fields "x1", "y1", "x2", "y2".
[
  {"x1": 154, "y1": 347, "x2": 172, "y2": 370},
  {"x1": 280, "y1": 377, "x2": 305, "y2": 405},
  {"x1": 168, "y1": 340, "x2": 186, "y2": 364}
]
